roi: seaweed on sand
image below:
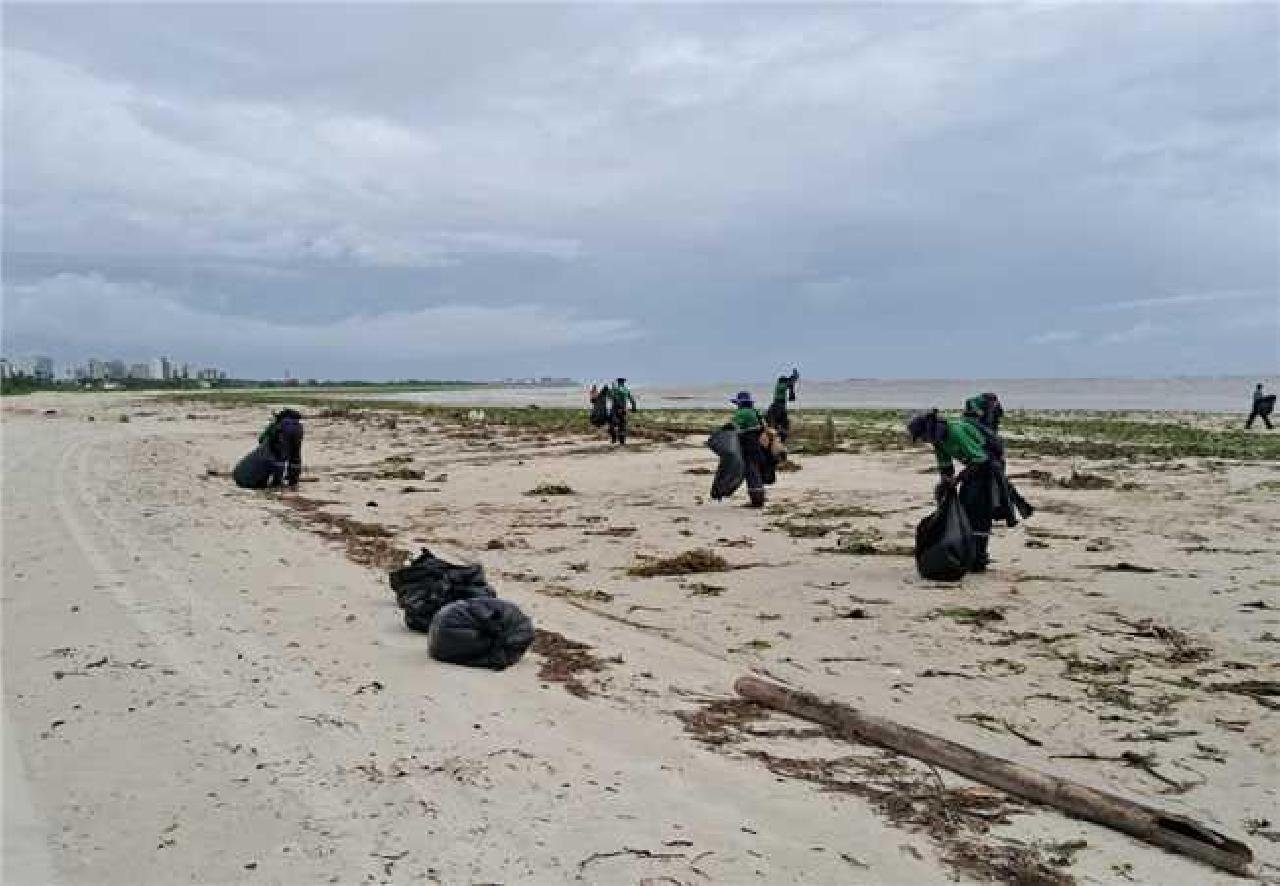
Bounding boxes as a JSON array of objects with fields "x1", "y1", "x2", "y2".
[
  {"x1": 627, "y1": 549, "x2": 729, "y2": 577},
  {"x1": 525, "y1": 483, "x2": 575, "y2": 496},
  {"x1": 278, "y1": 496, "x2": 408, "y2": 569},
  {"x1": 530, "y1": 629, "x2": 610, "y2": 698},
  {"x1": 816, "y1": 527, "x2": 914, "y2": 556}
]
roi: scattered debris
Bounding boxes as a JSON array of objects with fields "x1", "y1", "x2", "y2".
[
  {"x1": 1208, "y1": 680, "x2": 1280, "y2": 710},
  {"x1": 676, "y1": 698, "x2": 770, "y2": 746},
  {"x1": 277, "y1": 495, "x2": 408, "y2": 569},
  {"x1": 627, "y1": 549, "x2": 728, "y2": 577},
  {"x1": 929, "y1": 607, "x2": 1006, "y2": 627},
  {"x1": 577, "y1": 846, "x2": 687, "y2": 875},
  {"x1": 1092, "y1": 562, "x2": 1158, "y2": 574},
  {"x1": 526, "y1": 483, "x2": 575, "y2": 496},
  {"x1": 531, "y1": 629, "x2": 610, "y2": 698},
  {"x1": 376, "y1": 467, "x2": 425, "y2": 481},
  {"x1": 1057, "y1": 471, "x2": 1114, "y2": 490}
]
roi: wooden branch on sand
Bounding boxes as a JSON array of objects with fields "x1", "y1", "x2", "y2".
[{"x1": 734, "y1": 674, "x2": 1253, "y2": 877}]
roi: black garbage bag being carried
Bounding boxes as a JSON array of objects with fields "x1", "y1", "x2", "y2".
[
  {"x1": 914, "y1": 488, "x2": 976, "y2": 581},
  {"x1": 589, "y1": 392, "x2": 610, "y2": 427},
  {"x1": 1258, "y1": 395, "x2": 1276, "y2": 417},
  {"x1": 428, "y1": 598, "x2": 535, "y2": 670},
  {"x1": 232, "y1": 445, "x2": 277, "y2": 489},
  {"x1": 389, "y1": 548, "x2": 496, "y2": 632},
  {"x1": 707, "y1": 426, "x2": 745, "y2": 500}
]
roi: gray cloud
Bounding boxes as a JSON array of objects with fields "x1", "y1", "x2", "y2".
[{"x1": 3, "y1": 4, "x2": 1276, "y2": 380}]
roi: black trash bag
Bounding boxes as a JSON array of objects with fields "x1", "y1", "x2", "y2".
[
  {"x1": 915, "y1": 488, "x2": 976, "y2": 581},
  {"x1": 968, "y1": 421, "x2": 1032, "y2": 527},
  {"x1": 1259, "y1": 395, "x2": 1276, "y2": 417},
  {"x1": 707, "y1": 426, "x2": 745, "y2": 500},
  {"x1": 232, "y1": 445, "x2": 277, "y2": 489},
  {"x1": 589, "y1": 393, "x2": 610, "y2": 427},
  {"x1": 428, "y1": 598, "x2": 535, "y2": 670},
  {"x1": 389, "y1": 548, "x2": 496, "y2": 632}
]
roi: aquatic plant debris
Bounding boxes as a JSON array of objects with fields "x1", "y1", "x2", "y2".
[{"x1": 627, "y1": 549, "x2": 729, "y2": 577}]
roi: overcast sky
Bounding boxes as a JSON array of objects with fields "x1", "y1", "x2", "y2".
[{"x1": 3, "y1": 3, "x2": 1277, "y2": 381}]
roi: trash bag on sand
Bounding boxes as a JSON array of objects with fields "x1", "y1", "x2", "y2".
[
  {"x1": 390, "y1": 548, "x2": 496, "y2": 633},
  {"x1": 232, "y1": 445, "x2": 277, "y2": 489},
  {"x1": 428, "y1": 598, "x2": 535, "y2": 670},
  {"x1": 707, "y1": 426, "x2": 745, "y2": 500},
  {"x1": 589, "y1": 394, "x2": 609, "y2": 427},
  {"x1": 915, "y1": 488, "x2": 976, "y2": 581}
]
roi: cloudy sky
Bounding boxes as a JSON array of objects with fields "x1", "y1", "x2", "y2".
[{"x1": 3, "y1": 3, "x2": 1277, "y2": 381}]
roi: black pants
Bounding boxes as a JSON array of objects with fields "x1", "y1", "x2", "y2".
[
  {"x1": 1246, "y1": 408, "x2": 1273, "y2": 429},
  {"x1": 959, "y1": 462, "x2": 995, "y2": 561},
  {"x1": 740, "y1": 430, "x2": 766, "y2": 506},
  {"x1": 266, "y1": 460, "x2": 300, "y2": 487},
  {"x1": 765, "y1": 401, "x2": 790, "y2": 442},
  {"x1": 608, "y1": 409, "x2": 628, "y2": 444}
]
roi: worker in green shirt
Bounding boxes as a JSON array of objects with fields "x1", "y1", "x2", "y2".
[
  {"x1": 608, "y1": 377, "x2": 637, "y2": 445},
  {"x1": 765, "y1": 368, "x2": 800, "y2": 442},
  {"x1": 907, "y1": 409, "x2": 996, "y2": 571},
  {"x1": 730, "y1": 391, "x2": 769, "y2": 507}
]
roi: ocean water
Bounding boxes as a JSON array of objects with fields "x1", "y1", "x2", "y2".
[{"x1": 367, "y1": 376, "x2": 1276, "y2": 413}]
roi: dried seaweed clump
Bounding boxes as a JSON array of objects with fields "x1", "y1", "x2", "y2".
[
  {"x1": 627, "y1": 549, "x2": 729, "y2": 577},
  {"x1": 526, "y1": 483, "x2": 575, "y2": 496}
]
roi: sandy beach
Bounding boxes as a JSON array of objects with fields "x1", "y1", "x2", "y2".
[{"x1": 3, "y1": 393, "x2": 1277, "y2": 885}]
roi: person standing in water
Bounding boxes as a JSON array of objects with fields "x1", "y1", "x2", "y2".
[
  {"x1": 608, "y1": 377, "x2": 637, "y2": 445},
  {"x1": 765, "y1": 369, "x2": 800, "y2": 443}
]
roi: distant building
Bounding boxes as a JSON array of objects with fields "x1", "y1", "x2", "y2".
[
  {"x1": 105, "y1": 359, "x2": 127, "y2": 380},
  {"x1": 87, "y1": 358, "x2": 108, "y2": 380},
  {"x1": 158, "y1": 356, "x2": 172, "y2": 380},
  {"x1": 128, "y1": 363, "x2": 152, "y2": 379},
  {"x1": 33, "y1": 356, "x2": 55, "y2": 381}
]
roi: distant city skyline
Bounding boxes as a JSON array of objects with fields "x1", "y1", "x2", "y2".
[{"x1": 0, "y1": 351, "x2": 225, "y2": 383}]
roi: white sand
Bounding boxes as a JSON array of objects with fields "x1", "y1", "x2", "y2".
[{"x1": 3, "y1": 394, "x2": 1277, "y2": 885}]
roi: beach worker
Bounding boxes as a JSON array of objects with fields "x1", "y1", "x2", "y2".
[
  {"x1": 261, "y1": 408, "x2": 304, "y2": 487},
  {"x1": 608, "y1": 377, "x2": 637, "y2": 445},
  {"x1": 731, "y1": 391, "x2": 769, "y2": 507},
  {"x1": 962, "y1": 393, "x2": 1033, "y2": 523},
  {"x1": 907, "y1": 409, "x2": 995, "y2": 571},
  {"x1": 1246, "y1": 382, "x2": 1274, "y2": 430},
  {"x1": 765, "y1": 368, "x2": 800, "y2": 443},
  {"x1": 962, "y1": 392, "x2": 1003, "y2": 434}
]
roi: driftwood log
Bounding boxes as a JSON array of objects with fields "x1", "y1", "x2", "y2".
[{"x1": 734, "y1": 674, "x2": 1253, "y2": 876}]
